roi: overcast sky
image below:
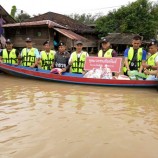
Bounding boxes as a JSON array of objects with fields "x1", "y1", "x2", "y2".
[{"x1": 0, "y1": 0, "x2": 157, "y2": 16}]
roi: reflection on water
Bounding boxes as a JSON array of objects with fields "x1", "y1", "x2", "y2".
[{"x1": 0, "y1": 74, "x2": 158, "y2": 158}]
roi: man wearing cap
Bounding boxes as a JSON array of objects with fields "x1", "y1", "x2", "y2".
[
  {"x1": 40, "y1": 40, "x2": 56, "y2": 70},
  {"x1": 0, "y1": 39, "x2": 19, "y2": 64},
  {"x1": 51, "y1": 41, "x2": 70, "y2": 74},
  {"x1": 19, "y1": 37, "x2": 40, "y2": 67},
  {"x1": 123, "y1": 35, "x2": 147, "y2": 75},
  {"x1": 142, "y1": 40, "x2": 158, "y2": 80},
  {"x1": 69, "y1": 40, "x2": 89, "y2": 74},
  {"x1": 98, "y1": 38, "x2": 117, "y2": 58}
]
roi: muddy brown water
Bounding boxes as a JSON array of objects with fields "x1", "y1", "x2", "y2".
[{"x1": 0, "y1": 74, "x2": 158, "y2": 158}]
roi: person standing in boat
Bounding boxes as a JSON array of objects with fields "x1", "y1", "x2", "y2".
[
  {"x1": 19, "y1": 37, "x2": 40, "y2": 67},
  {"x1": 123, "y1": 35, "x2": 147, "y2": 75},
  {"x1": 0, "y1": 39, "x2": 19, "y2": 64},
  {"x1": 69, "y1": 40, "x2": 89, "y2": 74},
  {"x1": 98, "y1": 38, "x2": 117, "y2": 58},
  {"x1": 51, "y1": 41, "x2": 70, "y2": 74},
  {"x1": 142, "y1": 40, "x2": 158, "y2": 80},
  {"x1": 40, "y1": 40, "x2": 56, "y2": 70},
  {"x1": 98, "y1": 38, "x2": 117, "y2": 76}
]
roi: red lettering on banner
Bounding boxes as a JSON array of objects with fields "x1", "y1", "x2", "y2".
[{"x1": 84, "y1": 57, "x2": 122, "y2": 72}]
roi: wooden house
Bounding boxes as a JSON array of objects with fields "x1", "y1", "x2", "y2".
[{"x1": 3, "y1": 12, "x2": 98, "y2": 52}]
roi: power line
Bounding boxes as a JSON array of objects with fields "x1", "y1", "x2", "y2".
[
  {"x1": 85, "y1": 5, "x2": 121, "y2": 11},
  {"x1": 72, "y1": 5, "x2": 124, "y2": 15}
]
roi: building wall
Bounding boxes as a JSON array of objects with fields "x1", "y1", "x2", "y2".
[
  {"x1": 5, "y1": 26, "x2": 54, "y2": 50},
  {"x1": 4, "y1": 26, "x2": 98, "y2": 53}
]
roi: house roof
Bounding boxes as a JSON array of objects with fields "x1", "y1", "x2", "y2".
[
  {"x1": 54, "y1": 28, "x2": 87, "y2": 41},
  {"x1": 0, "y1": 5, "x2": 16, "y2": 23},
  {"x1": 3, "y1": 20, "x2": 93, "y2": 45},
  {"x1": 105, "y1": 33, "x2": 138, "y2": 45},
  {"x1": 2, "y1": 20, "x2": 66, "y2": 28},
  {"x1": 25, "y1": 12, "x2": 95, "y2": 34}
]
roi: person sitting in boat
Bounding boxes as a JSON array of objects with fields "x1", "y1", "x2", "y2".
[
  {"x1": 19, "y1": 37, "x2": 40, "y2": 68},
  {"x1": 40, "y1": 40, "x2": 56, "y2": 70},
  {"x1": 0, "y1": 39, "x2": 20, "y2": 64},
  {"x1": 69, "y1": 40, "x2": 89, "y2": 74},
  {"x1": 123, "y1": 35, "x2": 147, "y2": 76},
  {"x1": 142, "y1": 40, "x2": 158, "y2": 80},
  {"x1": 51, "y1": 41, "x2": 70, "y2": 74},
  {"x1": 98, "y1": 38, "x2": 117, "y2": 58}
]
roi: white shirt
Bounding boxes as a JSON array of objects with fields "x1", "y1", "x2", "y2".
[{"x1": 155, "y1": 52, "x2": 158, "y2": 63}]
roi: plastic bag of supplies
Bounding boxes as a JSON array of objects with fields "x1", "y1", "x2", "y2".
[
  {"x1": 127, "y1": 70, "x2": 147, "y2": 80},
  {"x1": 84, "y1": 66, "x2": 113, "y2": 79}
]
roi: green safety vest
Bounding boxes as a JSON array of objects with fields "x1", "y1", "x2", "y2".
[
  {"x1": 21, "y1": 48, "x2": 36, "y2": 67},
  {"x1": 71, "y1": 51, "x2": 88, "y2": 73},
  {"x1": 2, "y1": 49, "x2": 17, "y2": 64},
  {"x1": 98, "y1": 49, "x2": 113, "y2": 58},
  {"x1": 123, "y1": 47, "x2": 143, "y2": 73},
  {"x1": 141, "y1": 53, "x2": 157, "y2": 79},
  {"x1": 40, "y1": 50, "x2": 55, "y2": 70},
  {"x1": 147, "y1": 53, "x2": 157, "y2": 70}
]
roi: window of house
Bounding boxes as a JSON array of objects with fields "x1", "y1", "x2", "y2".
[{"x1": 34, "y1": 28, "x2": 42, "y2": 37}]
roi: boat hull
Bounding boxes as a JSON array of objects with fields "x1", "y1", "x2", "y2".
[{"x1": 0, "y1": 63, "x2": 157, "y2": 87}]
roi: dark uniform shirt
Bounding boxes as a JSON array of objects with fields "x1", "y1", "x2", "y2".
[{"x1": 54, "y1": 51, "x2": 70, "y2": 71}]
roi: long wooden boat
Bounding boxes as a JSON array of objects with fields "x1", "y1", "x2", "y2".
[{"x1": 0, "y1": 63, "x2": 157, "y2": 87}]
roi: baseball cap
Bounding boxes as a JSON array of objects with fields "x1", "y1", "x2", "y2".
[
  {"x1": 58, "y1": 41, "x2": 65, "y2": 46},
  {"x1": 6, "y1": 39, "x2": 12, "y2": 44},
  {"x1": 25, "y1": 37, "x2": 32, "y2": 42},
  {"x1": 101, "y1": 38, "x2": 109, "y2": 43},
  {"x1": 148, "y1": 39, "x2": 158, "y2": 46},
  {"x1": 43, "y1": 40, "x2": 50, "y2": 46},
  {"x1": 75, "y1": 40, "x2": 83, "y2": 45}
]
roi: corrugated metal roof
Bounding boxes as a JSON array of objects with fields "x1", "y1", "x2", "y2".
[
  {"x1": 54, "y1": 28, "x2": 88, "y2": 41},
  {"x1": 3, "y1": 20, "x2": 66, "y2": 28}
]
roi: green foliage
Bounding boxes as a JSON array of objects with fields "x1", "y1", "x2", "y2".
[
  {"x1": 15, "y1": 13, "x2": 31, "y2": 22},
  {"x1": 10, "y1": 5, "x2": 31, "y2": 22},
  {"x1": 68, "y1": 13, "x2": 102, "y2": 24},
  {"x1": 95, "y1": 0, "x2": 158, "y2": 40},
  {"x1": 10, "y1": 5, "x2": 17, "y2": 18}
]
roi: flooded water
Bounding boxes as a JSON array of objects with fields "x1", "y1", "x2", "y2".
[{"x1": 0, "y1": 74, "x2": 158, "y2": 158}]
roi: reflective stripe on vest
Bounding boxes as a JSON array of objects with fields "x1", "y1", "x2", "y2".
[
  {"x1": 40, "y1": 50, "x2": 55, "y2": 70},
  {"x1": 123, "y1": 47, "x2": 143, "y2": 73},
  {"x1": 2, "y1": 49, "x2": 17, "y2": 64},
  {"x1": 98, "y1": 49, "x2": 113, "y2": 58},
  {"x1": 21, "y1": 48, "x2": 36, "y2": 66},
  {"x1": 71, "y1": 51, "x2": 87, "y2": 73}
]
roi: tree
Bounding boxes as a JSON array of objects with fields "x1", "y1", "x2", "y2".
[
  {"x1": 10, "y1": 5, "x2": 17, "y2": 18},
  {"x1": 15, "y1": 13, "x2": 31, "y2": 22},
  {"x1": 68, "y1": 13, "x2": 101, "y2": 24},
  {"x1": 95, "y1": 0, "x2": 157, "y2": 40}
]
